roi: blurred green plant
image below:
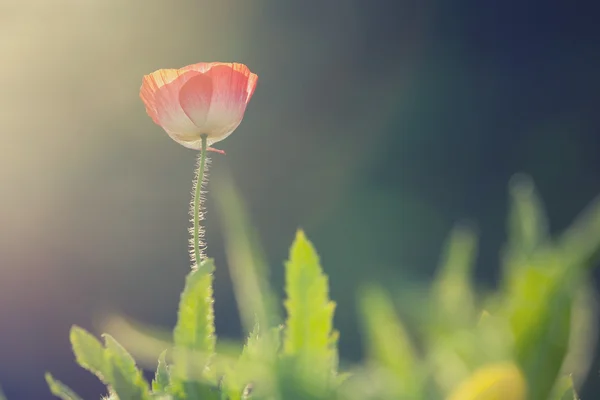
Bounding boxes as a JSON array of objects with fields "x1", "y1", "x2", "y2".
[{"x1": 38, "y1": 172, "x2": 600, "y2": 399}]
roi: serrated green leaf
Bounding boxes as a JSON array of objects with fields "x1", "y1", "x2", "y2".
[
  {"x1": 222, "y1": 323, "x2": 282, "y2": 400},
  {"x1": 174, "y1": 259, "x2": 216, "y2": 354},
  {"x1": 171, "y1": 259, "x2": 217, "y2": 398},
  {"x1": 103, "y1": 334, "x2": 150, "y2": 400},
  {"x1": 152, "y1": 350, "x2": 170, "y2": 393},
  {"x1": 358, "y1": 286, "x2": 422, "y2": 398},
  {"x1": 221, "y1": 327, "x2": 259, "y2": 400},
  {"x1": 280, "y1": 230, "x2": 338, "y2": 398},
  {"x1": 274, "y1": 355, "x2": 338, "y2": 400},
  {"x1": 282, "y1": 230, "x2": 337, "y2": 365},
  {"x1": 70, "y1": 325, "x2": 110, "y2": 383},
  {"x1": 45, "y1": 373, "x2": 83, "y2": 400}
]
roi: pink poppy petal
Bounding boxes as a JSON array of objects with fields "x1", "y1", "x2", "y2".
[
  {"x1": 201, "y1": 64, "x2": 252, "y2": 142},
  {"x1": 183, "y1": 62, "x2": 222, "y2": 74},
  {"x1": 141, "y1": 70, "x2": 202, "y2": 135},
  {"x1": 246, "y1": 72, "x2": 258, "y2": 102},
  {"x1": 178, "y1": 73, "x2": 214, "y2": 130}
]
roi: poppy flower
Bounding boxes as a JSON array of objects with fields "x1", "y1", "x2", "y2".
[{"x1": 140, "y1": 62, "x2": 258, "y2": 151}]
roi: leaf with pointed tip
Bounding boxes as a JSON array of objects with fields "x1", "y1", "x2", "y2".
[
  {"x1": 171, "y1": 259, "x2": 217, "y2": 398},
  {"x1": 505, "y1": 174, "x2": 549, "y2": 265},
  {"x1": 282, "y1": 230, "x2": 338, "y2": 386},
  {"x1": 358, "y1": 286, "x2": 422, "y2": 398},
  {"x1": 221, "y1": 324, "x2": 260, "y2": 400},
  {"x1": 213, "y1": 177, "x2": 281, "y2": 332},
  {"x1": 103, "y1": 334, "x2": 151, "y2": 400},
  {"x1": 502, "y1": 254, "x2": 578, "y2": 400},
  {"x1": 70, "y1": 325, "x2": 110, "y2": 383},
  {"x1": 173, "y1": 260, "x2": 216, "y2": 354},
  {"x1": 432, "y1": 226, "x2": 478, "y2": 326},
  {"x1": 558, "y1": 194, "x2": 600, "y2": 269},
  {"x1": 498, "y1": 178, "x2": 596, "y2": 400},
  {"x1": 222, "y1": 322, "x2": 282, "y2": 400},
  {"x1": 152, "y1": 350, "x2": 170, "y2": 393},
  {"x1": 45, "y1": 373, "x2": 83, "y2": 400}
]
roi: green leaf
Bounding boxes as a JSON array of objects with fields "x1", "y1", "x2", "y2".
[
  {"x1": 45, "y1": 373, "x2": 83, "y2": 400},
  {"x1": 221, "y1": 325, "x2": 259, "y2": 400},
  {"x1": 499, "y1": 179, "x2": 599, "y2": 400},
  {"x1": 501, "y1": 252, "x2": 578, "y2": 400},
  {"x1": 432, "y1": 225, "x2": 478, "y2": 325},
  {"x1": 171, "y1": 259, "x2": 217, "y2": 398},
  {"x1": 70, "y1": 325, "x2": 110, "y2": 383},
  {"x1": 103, "y1": 334, "x2": 151, "y2": 400},
  {"x1": 560, "y1": 281, "x2": 597, "y2": 391},
  {"x1": 223, "y1": 323, "x2": 284, "y2": 400},
  {"x1": 213, "y1": 176, "x2": 281, "y2": 332},
  {"x1": 506, "y1": 174, "x2": 549, "y2": 263},
  {"x1": 282, "y1": 230, "x2": 338, "y2": 381},
  {"x1": 358, "y1": 286, "x2": 422, "y2": 398},
  {"x1": 152, "y1": 350, "x2": 170, "y2": 393},
  {"x1": 558, "y1": 194, "x2": 600, "y2": 269},
  {"x1": 173, "y1": 259, "x2": 216, "y2": 354},
  {"x1": 550, "y1": 375, "x2": 579, "y2": 400},
  {"x1": 149, "y1": 395, "x2": 174, "y2": 400},
  {"x1": 169, "y1": 376, "x2": 219, "y2": 400}
]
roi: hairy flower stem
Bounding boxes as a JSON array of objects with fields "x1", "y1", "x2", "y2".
[{"x1": 192, "y1": 134, "x2": 209, "y2": 268}]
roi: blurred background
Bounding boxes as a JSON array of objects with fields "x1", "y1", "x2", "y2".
[{"x1": 1, "y1": 0, "x2": 600, "y2": 398}]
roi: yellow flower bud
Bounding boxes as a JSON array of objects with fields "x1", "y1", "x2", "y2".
[{"x1": 446, "y1": 363, "x2": 527, "y2": 400}]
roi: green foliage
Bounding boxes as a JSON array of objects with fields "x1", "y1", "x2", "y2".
[
  {"x1": 173, "y1": 260, "x2": 216, "y2": 355},
  {"x1": 551, "y1": 375, "x2": 579, "y2": 400},
  {"x1": 68, "y1": 327, "x2": 151, "y2": 400},
  {"x1": 358, "y1": 286, "x2": 422, "y2": 398},
  {"x1": 45, "y1": 373, "x2": 83, "y2": 400},
  {"x1": 103, "y1": 334, "x2": 151, "y2": 399},
  {"x1": 170, "y1": 260, "x2": 217, "y2": 399},
  {"x1": 213, "y1": 177, "x2": 280, "y2": 332},
  {"x1": 70, "y1": 326, "x2": 111, "y2": 384},
  {"x1": 151, "y1": 350, "x2": 170, "y2": 393},
  {"x1": 40, "y1": 175, "x2": 599, "y2": 400},
  {"x1": 499, "y1": 177, "x2": 586, "y2": 400},
  {"x1": 282, "y1": 231, "x2": 338, "y2": 374}
]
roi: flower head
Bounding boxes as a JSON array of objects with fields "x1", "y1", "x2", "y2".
[{"x1": 140, "y1": 62, "x2": 258, "y2": 150}]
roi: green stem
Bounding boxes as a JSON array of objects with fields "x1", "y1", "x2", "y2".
[{"x1": 193, "y1": 134, "x2": 208, "y2": 267}]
